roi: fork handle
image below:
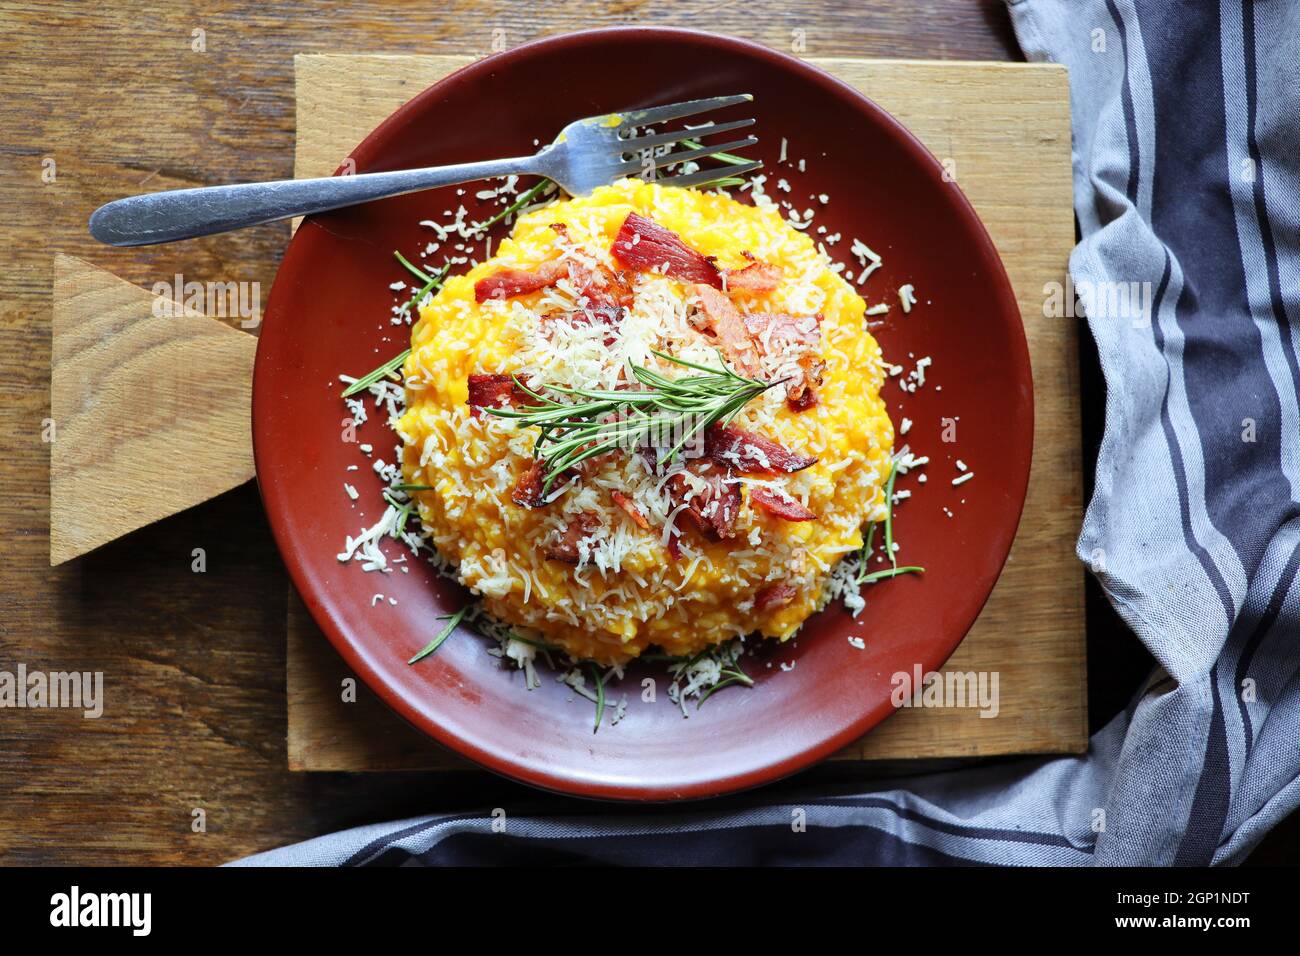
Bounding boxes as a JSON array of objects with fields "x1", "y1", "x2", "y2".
[{"x1": 88, "y1": 155, "x2": 540, "y2": 247}]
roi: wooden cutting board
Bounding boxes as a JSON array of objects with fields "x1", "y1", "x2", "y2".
[
  {"x1": 49, "y1": 255, "x2": 257, "y2": 565},
  {"x1": 286, "y1": 53, "x2": 1084, "y2": 771}
]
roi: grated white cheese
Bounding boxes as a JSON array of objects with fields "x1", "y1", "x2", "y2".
[{"x1": 899, "y1": 283, "x2": 917, "y2": 313}]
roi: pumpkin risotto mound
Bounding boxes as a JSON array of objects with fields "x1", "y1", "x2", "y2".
[{"x1": 398, "y1": 178, "x2": 893, "y2": 665}]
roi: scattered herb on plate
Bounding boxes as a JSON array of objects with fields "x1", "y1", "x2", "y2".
[{"x1": 407, "y1": 606, "x2": 469, "y2": 664}]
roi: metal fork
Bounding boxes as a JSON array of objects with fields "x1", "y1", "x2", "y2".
[{"x1": 88, "y1": 94, "x2": 761, "y2": 247}]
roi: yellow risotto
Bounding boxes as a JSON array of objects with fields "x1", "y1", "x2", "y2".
[{"x1": 397, "y1": 178, "x2": 893, "y2": 665}]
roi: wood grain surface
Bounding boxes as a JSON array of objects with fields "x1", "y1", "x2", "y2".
[
  {"x1": 50, "y1": 255, "x2": 257, "y2": 564},
  {"x1": 0, "y1": 1, "x2": 1124, "y2": 867},
  {"x1": 286, "y1": 54, "x2": 1084, "y2": 771}
]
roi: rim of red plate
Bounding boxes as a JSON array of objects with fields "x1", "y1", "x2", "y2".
[{"x1": 252, "y1": 26, "x2": 1033, "y2": 801}]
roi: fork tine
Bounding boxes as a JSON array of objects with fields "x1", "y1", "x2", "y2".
[
  {"x1": 612, "y1": 137, "x2": 760, "y2": 177},
  {"x1": 617, "y1": 94, "x2": 753, "y2": 131},
  {"x1": 621, "y1": 118, "x2": 756, "y2": 152},
  {"x1": 659, "y1": 159, "x2": 764, "y2": 189}
]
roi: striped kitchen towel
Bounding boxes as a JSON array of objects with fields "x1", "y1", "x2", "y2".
[{"x1": 236, "y1": 0, "x2": 1300, "y2": 866}]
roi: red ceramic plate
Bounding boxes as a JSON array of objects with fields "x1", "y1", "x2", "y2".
[{"x1": 253, "y1": 28, "x2": 1032, "y2": 800}]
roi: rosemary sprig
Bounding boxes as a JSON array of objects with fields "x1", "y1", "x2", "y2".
[
  {"x1": 666, "y1": 642, "x2": 755, "y2": 712},
  {"x1": 382, "y1": 490, "x2": 414, "y2": 538},
  {"x1": 407, "y1": 606, "x2": 468, "y2": 664},
  {"x1": 394, "y1": 250, "x2": 432, "y2": 284},
  {"x1": 855, "y1": 460, "x2": 923, "y2": 586},
  {"x1": 861, "y1": 521, "x2": 878, "y2": 568},
  {"x1": 342, "y1": 253, "x2": 451, "y2": 399},
  {"x1": 401, "y1": 262, "x2": 451, "y2": 317},
  {"x1": 695, "y1": 662, "x2": 754, "y2": 707},
  {"x1": 341, "y1": 348, "x2": 409, "y2": 398},
  {"x1": 486, "y1": 350, "x2": 777, "y2": 493},
  {"x1": 473, "y1": 178, "x2": 553, "y2": 235}
]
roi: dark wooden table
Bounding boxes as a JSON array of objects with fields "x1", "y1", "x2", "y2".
[{"x1": 1, "y1": 1, "x2": 1291, "y2": 865}]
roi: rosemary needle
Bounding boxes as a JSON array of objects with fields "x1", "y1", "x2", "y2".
[
  {"x1": 382, "y1": 490, "x2": 413, "y2": 538},
  {"x1": 589, "y1": 663, "x2": 605, "y2": 733},
  {"x1": 861, "y1": 565, "x2": 925, "y2": 583},
  {"x1": 678, "y1": 137, "x2": 755, "y2": 167},
  {"x1": 408, "y1": 607, "x2": 468, "y2": 665},
  {"x1": 882, "y1": 461, "x2": 899, "y2": 570},
  {"x1": 341, "y1": 348, "x2": 409, "y2": 398},
  {"x1": 473, "y1": 178, "x2": 553, "y2": 235},
  {"x1": 401, "y1": 262, "x2": 451, "y2": 317},
  {"x1": 662, "y1": 139, "x2": 755, "y2": 189},
  {"x1": 696, "y1": 664, "x2": 754, "y2": 707},
  {"x1": 394, "y1": 250, "x2": 432, "y2": 284}
]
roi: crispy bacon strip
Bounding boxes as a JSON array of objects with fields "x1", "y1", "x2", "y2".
[
  {"x1": 742, "y1": 311, "x2": 825, "y2": 404},
  {"x1": 689, "y1": 288, "x2": 824, "y2": 403},
  {"x1": 742, "y1": 311, "x2": 821, "y2": 353},
  {"x1": 569, "y1": 259, "x2": 635, "y2": 312},
  {"x1": 540, "y1": 308, "x2": 620, "y2": 333},
  {"x1": 667, "y1": 463, "x2": 741, "y2": 540},
  {"x1": 546, "y1": 225, "x2": 635, "y2": 313},
  {"x1": 611, "y1": 490, "x2": 651, "y2": 530},
  {"x1": 793, "y1": 355, "x2": 826, "y2": 398},
  {"x1": 723, "y1": 260, "x2": 782, "y2": 293},
  {"x1": 786, "y1": 387, "x2": 818, "y2": 413},
  {"x1": 611, "y1": 212, "x2": 722, "y2": 287},
  {"x1": 474, "y1": 260, "x2": 568, "y2": 303},
  {"x1": 748, "y1": 486, "x2": 817, "y2": 522},
  {"x1": 510, "y1": 460, "x2": 547, "y2": 509},
  {"x1": 665, "y1": 530, "x2": 683, "y2": 561},
  {"x1": 754, "y1": 582, "x2": 798, "y2": 612},
  {"x1": 704, "y1": 424, "x2": 818, "y2": 475},
  {"x1": 466, "y1": 373, "x2": 532, "y2": 413},
  {"x1": 705, "y1": 477, "x2": 743, "y2": 540},
  {"x1": 543, "y1": 269, "x2": 628, "y2": 338},
  {"x1": 545, "y1": 512, "x2": 602, "y2": 564},
  {"x1": 479, "y1": 222, "x2": 638, "y2": 306},
  {"x1": 690, "y1": 284, "x2": 762, "y2": 377}
]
